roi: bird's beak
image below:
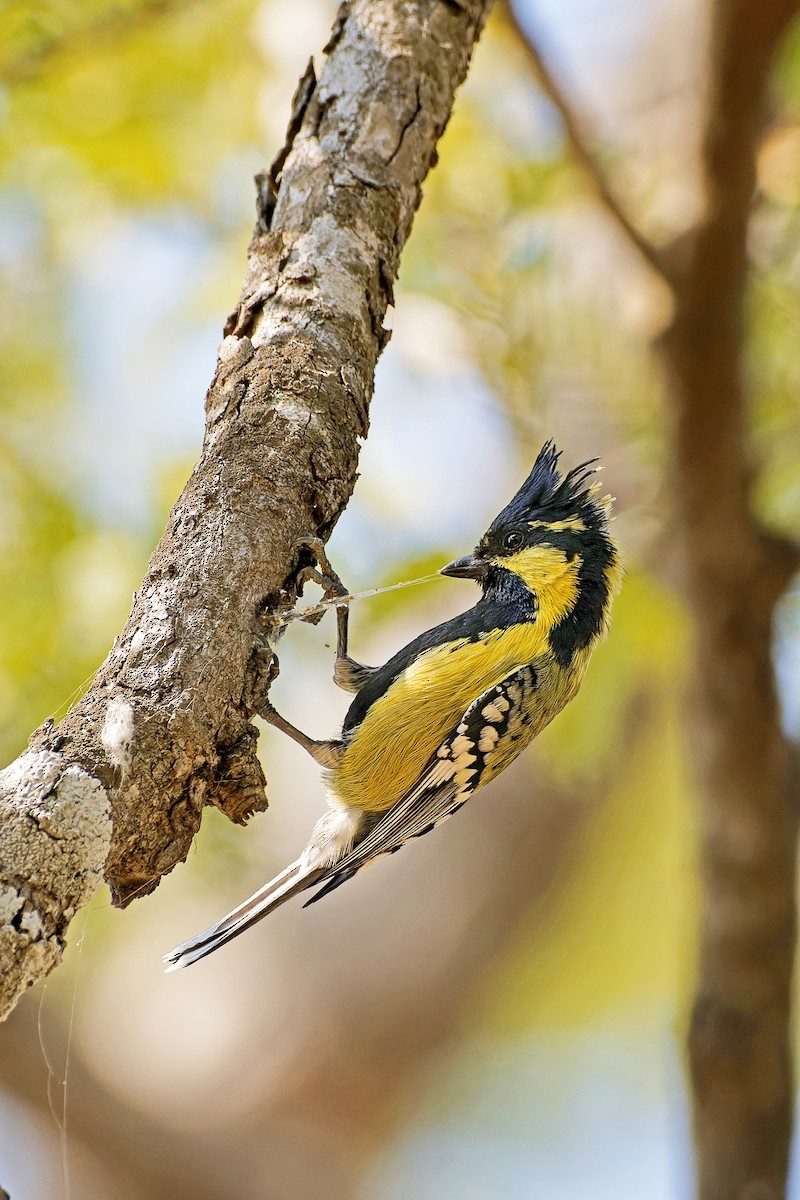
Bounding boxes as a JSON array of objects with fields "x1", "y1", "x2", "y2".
[{"x1": 440, "y1": 552, "x2": 487, "y2": 580}]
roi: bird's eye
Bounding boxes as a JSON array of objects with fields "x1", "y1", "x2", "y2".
[{"x1": 503, "y1": 531, "x2": 523, "y2": 551}]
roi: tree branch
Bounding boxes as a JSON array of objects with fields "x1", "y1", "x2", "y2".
[
  {"x1": 0, "y1": 0, "x2": 494, "y2": 1022},
  {"x1": 502, "y1": 0, "x2": 673, "y2": 289}
]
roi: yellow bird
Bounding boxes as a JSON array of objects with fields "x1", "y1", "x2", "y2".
[{"x1": 165, "y1": 441, "x2": 620, "y2": 969}]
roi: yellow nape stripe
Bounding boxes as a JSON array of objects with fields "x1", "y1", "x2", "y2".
[
  {"x1": 528, "y1": 516, "x2": 586, "y2": 532},
  {"x1": 333, "y1": 621, "x2": 548, "y2": 813}
]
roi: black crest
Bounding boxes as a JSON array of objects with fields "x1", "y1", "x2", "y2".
[{"x1": 490, "y1": 440, "x2": 606, "y2": 530}]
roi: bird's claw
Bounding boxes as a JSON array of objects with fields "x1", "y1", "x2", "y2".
[
  {"x1": 292, "y1": 536, "x2": 352, "y2": 659},
  {"x1": 247, "y1": 647, "x2": 280, "y2": 715},
  {"x1": 294, "y1": 536, "x2": 350, "y2": 604}
]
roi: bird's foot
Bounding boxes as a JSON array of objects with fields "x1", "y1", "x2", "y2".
[
  {"x1": 294, "y1": 537, "x2": 352, "y2": 626},
  {"x1": 295, "y1": 537, "x2": 350, "y2": 600}
]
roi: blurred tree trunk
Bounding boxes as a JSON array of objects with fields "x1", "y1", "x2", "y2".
[
  {"x1": 659, "y1": 1, "x2": 800, "y2": 1194},
  {"x1": 507, "y1": 0, "x2": 800, "y2": 1194}
]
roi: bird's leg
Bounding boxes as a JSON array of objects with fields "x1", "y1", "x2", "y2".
[
  {"x1": 260, "y1": 700, "x2": 344, "y2": 769},
  {"x1": 250, "y1": 649, "x2": 344, "y2": 768},
  {"x1": 295, "y1": 536, "x2": 376, "y2": 694}
]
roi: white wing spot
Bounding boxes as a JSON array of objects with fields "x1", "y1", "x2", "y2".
[
  {"x1": 451, "y1": 734, "x2": 475, "y2": 758},
  {"x1": 453, "y1": 750, "x2": 477, "y2": 773},
  {"x1": 478, "y1": 726, "x2": 500, "y2": 753}
]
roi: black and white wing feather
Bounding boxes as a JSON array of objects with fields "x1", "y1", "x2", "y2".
[{"x1": 305, "y1": 664, "x2": 537, "y2": 904}]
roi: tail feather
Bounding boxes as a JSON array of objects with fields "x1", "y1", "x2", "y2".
[
  {"x1": 302, "y1": 867, "x2": 357, "y2": 907},
  {"x1": 163, "y1": 860, "x2": 325, "y2": 971}
]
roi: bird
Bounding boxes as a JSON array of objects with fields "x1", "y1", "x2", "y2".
[{"x1": 165, "y1": 441, "x2": 620, "y2": 970}]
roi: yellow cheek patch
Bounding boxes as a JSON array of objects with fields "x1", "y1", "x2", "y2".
[
  {"x1": 501, "y1": 545, "x2": 581, "y2": 627},
  {"x1": 528, "y1": 516, "x2": 586, "y2": 533}
]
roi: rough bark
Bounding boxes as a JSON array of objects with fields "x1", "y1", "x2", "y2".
[
  {"x1": 506, "y1": 0, "x2": 800, "y2": 1194},
  {"x1": 0, "y1": 0, "x2": 494, "y2": 1022}
]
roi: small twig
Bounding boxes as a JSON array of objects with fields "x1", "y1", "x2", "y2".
[{"x1": 502, "y1": 0, "x2": 673, "y2": 290}]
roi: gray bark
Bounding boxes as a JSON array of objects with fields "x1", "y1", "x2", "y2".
[{"x1": 0, "y1": 0, "x2": 494, "y2": 1022}]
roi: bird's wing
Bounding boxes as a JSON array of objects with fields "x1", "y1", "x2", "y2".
[{"x1": 306, "y1": 664, "x2": 537, "y2": 904}]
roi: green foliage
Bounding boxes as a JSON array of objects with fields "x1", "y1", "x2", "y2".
[
  {"x1": 1, "y1": 0, "x2": 264, "y2": 209},
  {"x1": 772, "y1": 16, "x2": 800, "y2": 114}
]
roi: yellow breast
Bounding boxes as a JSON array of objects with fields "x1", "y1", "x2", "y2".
[{"x1": 331, "y1": 621, "x2": 550, "y2": 813}]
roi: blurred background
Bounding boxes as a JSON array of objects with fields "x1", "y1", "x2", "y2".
[{"x1": 1, "y1": 0, "x2": 799, "y2": 1196}]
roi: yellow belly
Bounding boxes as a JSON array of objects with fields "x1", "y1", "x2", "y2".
[{"x1": 331, "y1": 621, "x2": 581, "y2": 813}]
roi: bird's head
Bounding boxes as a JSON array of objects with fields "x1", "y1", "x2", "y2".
[{"x1": 441, "y1": 441, "x2": 620, "y2": 636}]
